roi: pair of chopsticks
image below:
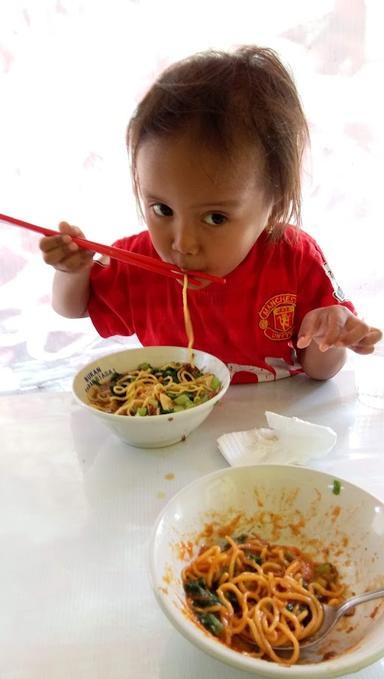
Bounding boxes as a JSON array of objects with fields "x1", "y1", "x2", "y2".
[{"x1": 0, "y1": 213, "x2": 226, "y2": 287}]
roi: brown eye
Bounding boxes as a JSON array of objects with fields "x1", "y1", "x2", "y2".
[
  {"x1": 204, "y1": 213, "x2": 227, "y2": 225},
  {"x1": 152, "y1": 203, "x2": 173, "y2": 217}
]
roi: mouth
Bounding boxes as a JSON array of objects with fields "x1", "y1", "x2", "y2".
[
  {"x1": 171, "y1": 260, "x2": 205, "y2": 275},
  {"x1": 174, "y1": 275, "x2": 211, "y2": 290},
  {"x1": 166, "y1": 260, "x2": 214, "y2": 289}
]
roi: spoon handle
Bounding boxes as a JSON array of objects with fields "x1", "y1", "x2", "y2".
[{"x1": 337, "y1": 588, "x2": 384, "y2": 617}]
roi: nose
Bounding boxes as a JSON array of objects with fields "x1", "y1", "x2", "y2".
[{"x1": 171, "y1": 222, "x2": 199, "y2": 256}]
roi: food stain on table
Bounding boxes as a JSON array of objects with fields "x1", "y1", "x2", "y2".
[{"x1": 164, "y1": 472, "x2": 175, "y2": 480}]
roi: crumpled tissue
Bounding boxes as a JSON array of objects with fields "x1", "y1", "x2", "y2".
[{"x1": 217, "y1": 411, "x2": 337, "y2": 466}]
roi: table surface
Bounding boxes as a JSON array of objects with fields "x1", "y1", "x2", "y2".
[{"x1": 1, "y1": 368, "x2": 384, "y2": 679}]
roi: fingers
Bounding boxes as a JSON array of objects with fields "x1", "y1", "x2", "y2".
[
  {"x1": 40, "y1": 221, "x2": 79, "y2": 253},
  {"x1": 349, "y1": 327, "x2": 383, "y2": 354},
  {"x1": 336, "y1": 323, "x2": 381, "y2": 349},
  {"x1": 315, "y1": 315, "x2": 345, "y2": 351},
  {"x1": 39, "y1": 221, "x2": 93, "y2": 273},
  {"x1": 333, "y1": 318, "x2": 371, "y2": 349},
  {"x1": 351, "y1": 344, "x2": 375, "y2": 355},
  {"x1": 296, "y1": 310, "x2": 323, "y2": 349},
  {"x1": 297, "y1": 326, "x2": 319, "y2": 349},
  {"x1": 298, "y1": 306, "x2": 383, "y2": 355},
  {"x1": 297, "y1": 308, "x2": 345, "y2": 351},
  {"x1": 43, "y1": 246, "x2": 92, "y2": 271},
  {"x1": 368, "y1": 327, "x2": 383, "y2": 344},
  {"x1": 58, "y1": 220, "x2": 82, "y2": 235},
  {"x1": 40, "y1": 234, "x2": 77, "y2": 256}
]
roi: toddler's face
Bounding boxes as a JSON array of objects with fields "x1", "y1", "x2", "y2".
[{"x1": 136, "y1": 132, "x2": 272, "y2": 283}]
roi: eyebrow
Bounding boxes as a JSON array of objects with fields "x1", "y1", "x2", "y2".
[
  {"x1": 141, "y1": 193, "x2": 241, "y2": 209},
  {"x1": 191, "y1": 199, "x2": 241, "y2": 208}
]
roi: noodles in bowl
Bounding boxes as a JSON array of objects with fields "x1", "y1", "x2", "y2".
[
  {"x1": 86, "y1": 361, "x2": 221, "y2": 417},
  {"x1": 182, "y1": 533, "x2": 344, "y2": 666},
  {"x1": 72, "y1": 346, "x2": 230, "y2": 448},
  {"x1": 150, "y1": 465, "x2": 384, "y2": 677}
]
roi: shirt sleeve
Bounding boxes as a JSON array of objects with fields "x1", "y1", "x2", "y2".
[
  {"x1": 87, "y1": 240, "x2": 134, "y2": 338},
  {"x1": 293, "y1": 235, "x2": 356, "y2": 337}
]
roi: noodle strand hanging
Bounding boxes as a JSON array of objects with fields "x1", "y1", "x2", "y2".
[{"x1": 182, "y1": 274, "x2": 194, "y2": 365}]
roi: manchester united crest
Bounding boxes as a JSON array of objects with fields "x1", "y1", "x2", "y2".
[{"x1": 259, "y1": 293, "x2": 296, "y2": 340}]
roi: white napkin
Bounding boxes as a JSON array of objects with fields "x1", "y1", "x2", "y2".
[{"x1": 217, "y1": 411, "x2": 337, "y2": 466}]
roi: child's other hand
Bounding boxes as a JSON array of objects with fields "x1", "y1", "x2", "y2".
[
  {"x1": 297, "y1": 306, "x2": 382, "y2": 355},
  {"x1": 39, "y1": 221, "x2": 94, "y2": 273}
]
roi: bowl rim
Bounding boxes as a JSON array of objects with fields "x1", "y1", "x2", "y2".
[
  {"x1": 150, "y1": 463, "x2": 384, "y2": 538},
  {"x1": 149, "y1": 464, "x2": 384, "y2": 676},
  {"x1": 71, "y1": 345, "x2": 231, "y2": 421}
]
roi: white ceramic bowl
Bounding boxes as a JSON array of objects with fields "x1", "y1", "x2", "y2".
[
  {"x1": 150, "y1": 465, "x2": 384, "y2": 677},
  {"x1": 72, "y1": 345, "x2": 230, "y2": 448}
]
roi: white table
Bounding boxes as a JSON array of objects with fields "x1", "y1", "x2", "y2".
[{"x1": 1, "y1": 369, "x2": 384, "y2": 678}]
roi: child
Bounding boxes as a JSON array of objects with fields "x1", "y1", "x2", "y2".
[{"x1": 39, "y1": 46, "x2": 382, "y2": 384}]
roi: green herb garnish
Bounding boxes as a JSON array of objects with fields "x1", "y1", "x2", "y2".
[
  {"x1": 184, "y1": 579, "x2": 220, "y2": 607},
  {"x1": 197, "y1": 612, "x2": 224, "y2": 636}
]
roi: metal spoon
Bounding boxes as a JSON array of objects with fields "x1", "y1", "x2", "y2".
[{"x1": 275, "y1": 588, "x2": 384, "y2": 651}]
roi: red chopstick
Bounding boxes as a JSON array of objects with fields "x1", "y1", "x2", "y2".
[{"x1": 0, "y1": 213, "x2": 226, "y2": 287}]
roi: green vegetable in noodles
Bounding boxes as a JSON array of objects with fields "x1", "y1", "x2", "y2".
[
  {"x1": 197, "y1": 613, "x2": 224, "y2": 636},
  {"x1": 135, "y1": 407, "x2": 147, "y2": 416}
]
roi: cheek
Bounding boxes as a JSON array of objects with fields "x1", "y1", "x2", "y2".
[
  {"x1": 204, "y1": 238, "x2": 247, "y2": 274},
  {"x1": 147, "y1": 223, "x2": 171, "y2": 254},
  {"x1": 214, "y1": 225, "x2": 258, "y2": 256},
  {"x1": 204, "y1": 225, "x2": 262, "y2": 273}
]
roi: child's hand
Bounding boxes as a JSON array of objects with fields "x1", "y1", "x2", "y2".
[
  {"x1": 39, "y1": 221, "x2": 94, "y2": 273},
  {"x1": 297, "y1": 306, "x2": 382, "y2": 355}
]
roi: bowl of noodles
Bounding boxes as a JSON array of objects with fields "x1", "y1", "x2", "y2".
[
  {"x1": 72, "y1": 345, "x2": 230, "y2": 448},
  {"x1": 150, "y1": 465, "x2": 384, "y2": 677}
]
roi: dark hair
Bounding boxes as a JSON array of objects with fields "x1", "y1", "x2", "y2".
[{"x1": 127, "y1": 46, "x2": 309, "y2": 235}]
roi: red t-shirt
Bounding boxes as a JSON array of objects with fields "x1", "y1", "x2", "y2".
[{"x1": 88, "y1": 226, "x2": 354, "y2": 383}]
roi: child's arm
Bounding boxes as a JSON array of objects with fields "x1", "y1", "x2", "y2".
[
  {"x1": 296, "y1": 306, "x2": 382, "y2": 380},
  {"x1": 39, "y1": 221, "x2": 94, "y2": 318}
]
